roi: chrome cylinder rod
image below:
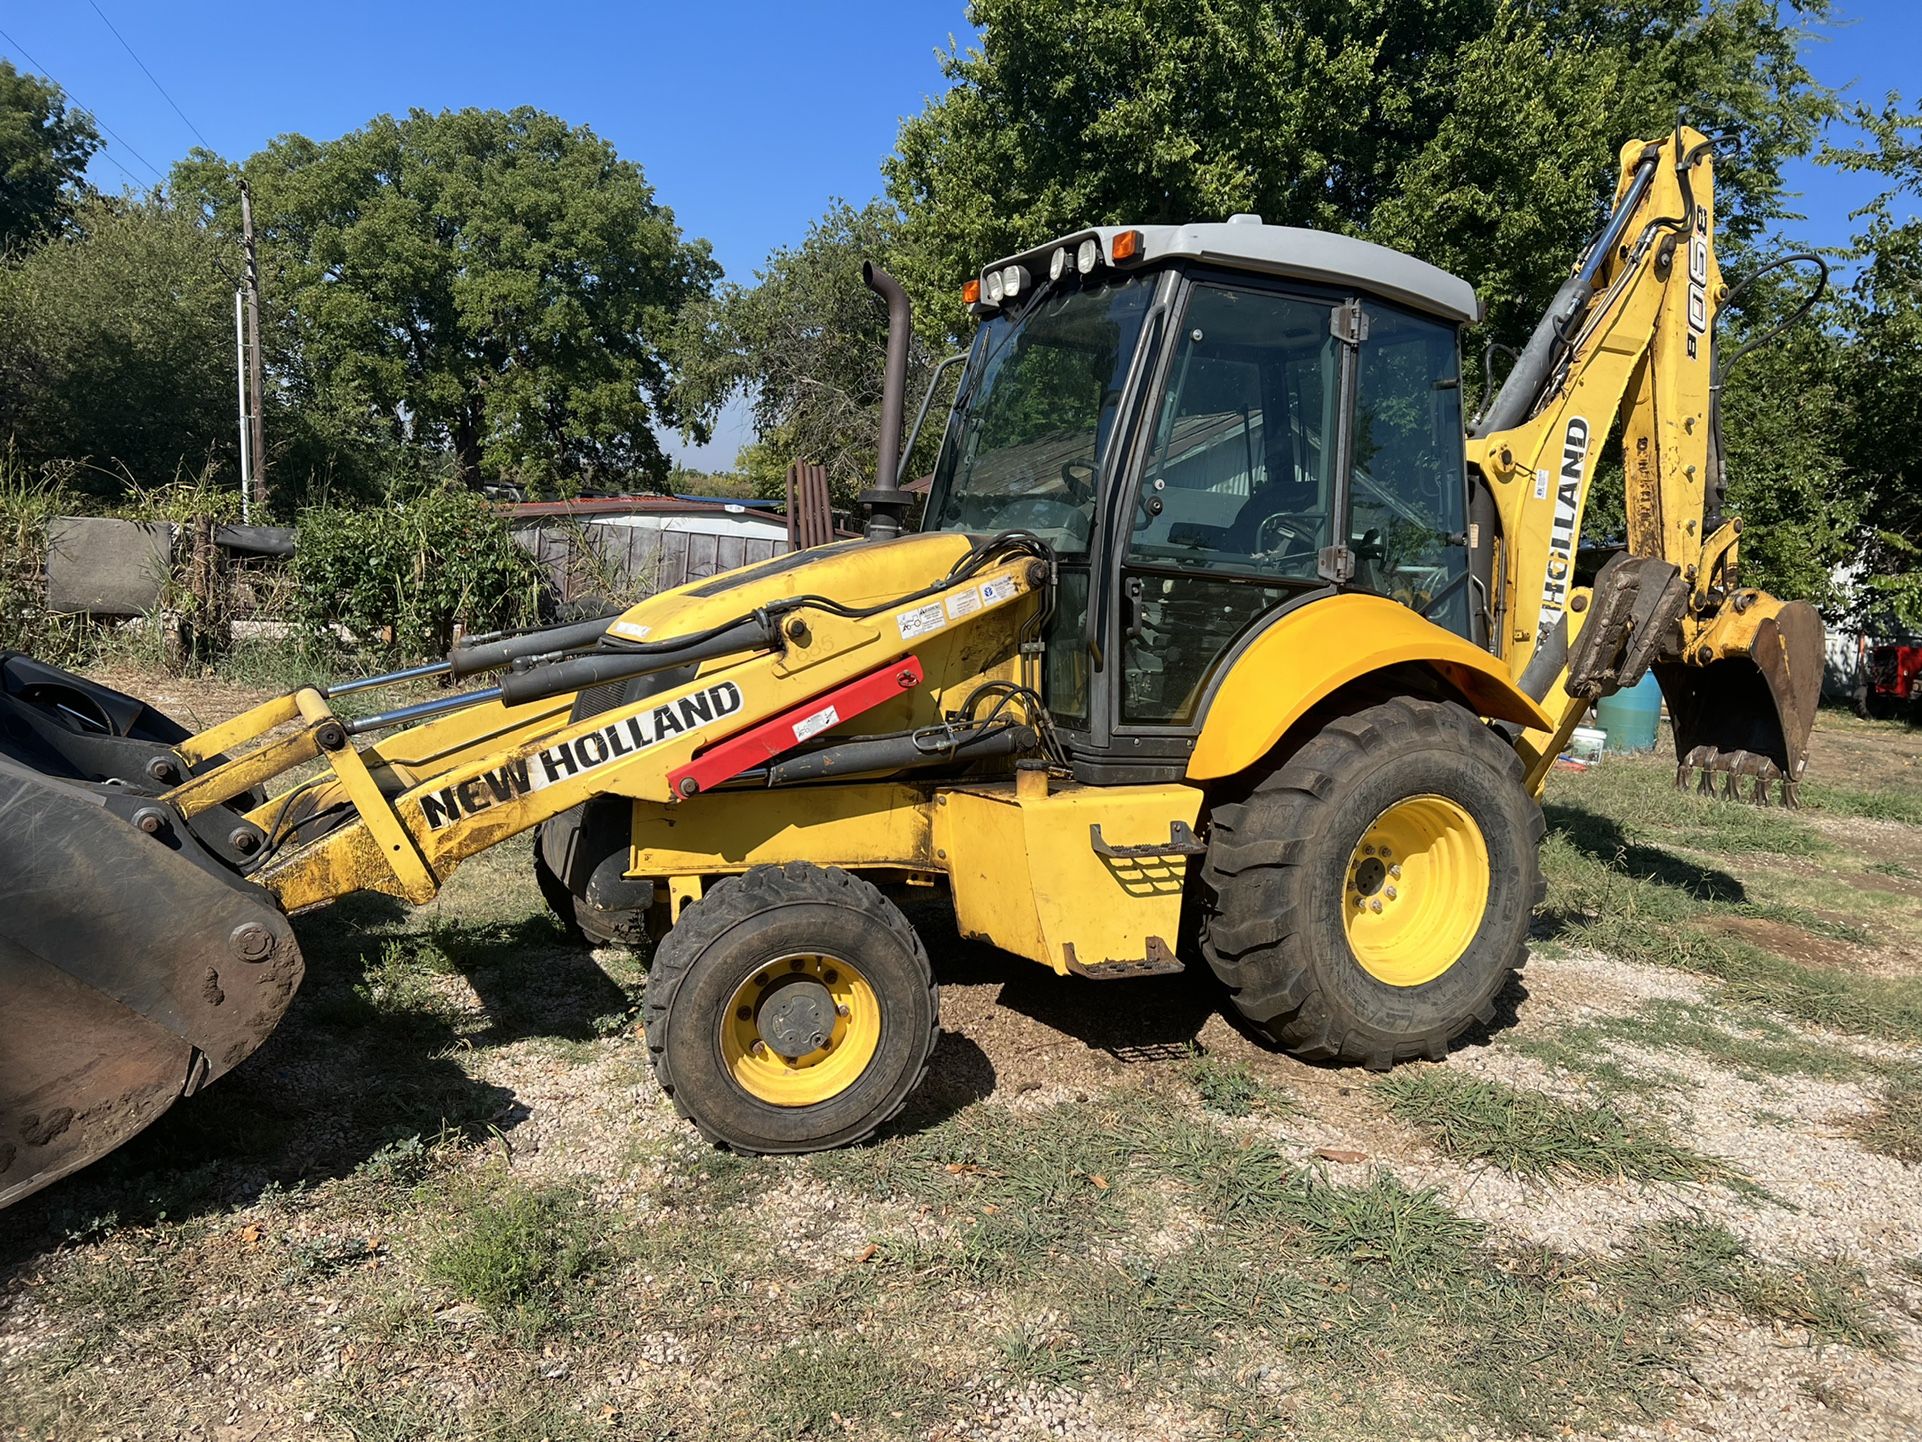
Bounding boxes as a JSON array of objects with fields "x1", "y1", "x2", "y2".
[
  {"x1": 344, "y1": 684, "x2": 504, "y2": 736},
  {"x1": 325, "y1": 659, "x2": 455, "y2": 698}
]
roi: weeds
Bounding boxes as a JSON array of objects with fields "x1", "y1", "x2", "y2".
[
  {"x1": 425, "y1": 1179, "x2": 607, "y2": 1333},
  {"x1": 1377, "y1": 1068, "x2": 1754, "y2": 1190},
  {"x1": 735, "y1": 1336, "x2": 937, "y2": 1438},
  {"x1": 1181, "y1": 1047, "x2": 1263, "y2": 1116},
  {"x1": 1619, "y1": 1219, "x2": 1895, "y2": 1353}
]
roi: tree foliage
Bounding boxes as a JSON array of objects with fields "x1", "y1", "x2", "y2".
[
  {"x1": 676, "y1": 200, "x2": 941, "y2": 503},
  {"x1": 712, "y1": 0, "x2": 1848, "y2": 581},
  {"x1": 0, "y1": 196, "x2": 237, "y2": 499},
  {"x1": 172, "y1": 107, "x2": 719, "y2": 501},
  {"x1": 1825, "y1": 102, "x2": 1922, "y2": 625},
  {"x1": 291, "y1": 485, "x2": 542, "y2": 656},
  {"x1": 886, "y1": 0, "x2": 1836, "y2": 342},
  {"x1": 0, "y1": 61, "x2": 99, "y2": 253}
]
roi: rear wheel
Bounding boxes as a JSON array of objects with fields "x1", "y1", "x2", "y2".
[
  {"x1": 644, "y1": 862, "x2": 937, "y2": 1153},
  {"x1": 1199, "y1": 696, "x2": 1543, "y2": 1067}
]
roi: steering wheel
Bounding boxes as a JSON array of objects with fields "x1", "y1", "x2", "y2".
[{"x1": 1253, "y1": 513, "x2": 1319, "y2": 564}]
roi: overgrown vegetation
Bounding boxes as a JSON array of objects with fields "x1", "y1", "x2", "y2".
[{"x1": 291, "y1": 488, "x2": 543, "y2": 656}]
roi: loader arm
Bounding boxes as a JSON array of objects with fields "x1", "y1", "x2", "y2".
[
  {"x1": 0, "y1": 532, "x2": 1045, "y2": 1207},
  {"x1": 1470, "y1": 127, "x2": 1823, "y2": 801},
  {"x1": 176, "y1": 535, "x2": 1045, "y2": 914}
]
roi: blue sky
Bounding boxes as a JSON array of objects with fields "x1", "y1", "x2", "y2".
[{"x1": 4, "y1": 2, "x2": 1915, "y2": 470}]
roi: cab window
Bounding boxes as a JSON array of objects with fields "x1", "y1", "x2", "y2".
[
  {"x1": 1120, "y1": 284, "x2": 1341, "y2": 724},
  {"x1": 1351, "y1": 305, "x2": 1469, "y2": 631}
]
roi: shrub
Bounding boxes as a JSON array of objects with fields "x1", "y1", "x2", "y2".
[{"x1": 292, "y1": 486, "x2": 541, "y2": 657}]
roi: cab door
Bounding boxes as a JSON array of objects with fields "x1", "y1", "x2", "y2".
[
  {"x1": 1103, "y1": 284, "x2": 1471, "y2": 746},
  {"x1": 1113, "y1": 279, "x2": 1349, "y2": 730}
]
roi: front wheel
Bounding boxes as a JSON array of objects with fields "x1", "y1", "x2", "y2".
[
  {"x1": 1199, "y1": 697, "x2": 1543, "y2": 1068},
  {"x1": 644, "y1": 862, "x2": 938, "y2": 1153}
]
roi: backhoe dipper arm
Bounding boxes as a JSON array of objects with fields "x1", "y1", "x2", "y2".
[{"x1": 1468, "y1": 128, "x2": 1823, "y2": 802}]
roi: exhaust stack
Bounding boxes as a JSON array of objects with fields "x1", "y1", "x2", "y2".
[{"x1": 861, "y1": 260, "x2": 913, "y2": 540}]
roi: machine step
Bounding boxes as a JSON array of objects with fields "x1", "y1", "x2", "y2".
[{"x1": 1062, "y1": 937, "x2": 1185, "y2": 979}]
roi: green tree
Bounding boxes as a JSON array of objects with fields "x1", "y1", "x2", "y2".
[
  {"x1": 172, "y1": 107, "x2": 719, "y2": 500},
  {"x1": 1826, "y1": 102, "x2": 1922, "y2": 625},
  {"x1": 676, "y1": 199, "x2": 940, "y2": 503},
  {"x1": 0, "y1": 61, "x2": 100, "y2": 253},
  {"x1": 885, "y1": 0, "x2": 1836, "y2": 341},
  {"x1": 0, "y1": 195, "x2": 236, "y2": 497}
]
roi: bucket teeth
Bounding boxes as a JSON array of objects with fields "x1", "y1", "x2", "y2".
[{"x1": 1673, "y1": 744, "x2": 1795, "y2": 807}]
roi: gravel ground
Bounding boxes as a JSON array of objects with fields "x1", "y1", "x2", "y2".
[{"x1": 3, "y1": 679, "x2": 1919, "y2": 1442}]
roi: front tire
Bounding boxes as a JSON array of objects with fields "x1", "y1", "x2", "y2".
[
  {"x1": 644, "y1": 862, "x2": 938, "y2": 1153},
  {"x1": 1199, "y1": 697, "x2": 1543, "y2": 1068}
]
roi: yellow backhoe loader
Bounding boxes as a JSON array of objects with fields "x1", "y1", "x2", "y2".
[{"x1": 0, "y1": 128, "x2": 1824, "y2": 1207}]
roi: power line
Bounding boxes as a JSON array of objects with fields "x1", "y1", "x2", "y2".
[
  {"x1": 0, "y1": 24, "x2": 167, "y2": 184},
  {"x1": 85, "y1": 0, "x2": 211, "y2": 150}
]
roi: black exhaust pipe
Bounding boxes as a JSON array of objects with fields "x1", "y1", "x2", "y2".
[{"x1": 861, "y1": 260, "x2": 913, "y2": 541}]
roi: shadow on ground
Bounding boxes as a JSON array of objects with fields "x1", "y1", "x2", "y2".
[{"x1": 0, "y1": 889, "x2": 640, "y2": 1268}]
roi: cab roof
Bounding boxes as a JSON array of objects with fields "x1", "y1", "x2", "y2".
[{"x1": 981, "y1": 219, "x2": 1482, "y2": 326}]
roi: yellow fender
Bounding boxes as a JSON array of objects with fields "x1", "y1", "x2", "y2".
[{"x1": 1188, "y1": 594, "x2": 1553, "y2": 781}]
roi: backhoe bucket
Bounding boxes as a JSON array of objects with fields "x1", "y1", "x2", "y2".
[
  {"x1": 0, "y1": 661, "x2": 303, "y2": 1210},
  {"x1": 1656, "y1": 598, "x2": 1825, "y2": 806}
]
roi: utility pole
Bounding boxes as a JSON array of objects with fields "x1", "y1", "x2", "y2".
[
  {"x1": 238, "y1": 178, "x2": 268, "y2": 516},
  {"x1": 234, "y1": 290, "x2": 252, "y2": 525}
]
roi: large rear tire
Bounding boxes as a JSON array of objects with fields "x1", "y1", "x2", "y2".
[
  {"x1": 1199, "y1": 697, "x2": 1543, "y2": 1068},
  {"x1": 644, "y1": 862, "x2": 938, "y2": 1153}
]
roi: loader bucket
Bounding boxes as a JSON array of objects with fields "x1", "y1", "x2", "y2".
[
  {"x1": 0, "y1": 663, "x2": 303, "y2": 1210},
  {"x1": 1656, "y1": 599, "x2": 1825, "y2": 805}
]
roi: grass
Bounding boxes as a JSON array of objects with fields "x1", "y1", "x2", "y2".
[
  {"x1": 1519, "y1": 998, "x2": 1875, "y2": 1090},
  {"x1": 1539, "y1": 820, "x2": 1922, "y2": 1045},
  {"x1": 1617, "y1": 1219, "x2": 1895, "y2": 1354},
  {"x1": 425, "y1": 1178, "x2": 607, "y2": 1333},
  {"x1": 1851, "y1": 1068, "x2": 1922, "y2": 1165},
  {"x1": 1375, "y1": 1068, "x2": 1755, "y2": 1191},
  {"x1": 809, "y1": 1094, "x2": 1705, "y2": 1435},
  {"x1": 1554, "y1": 760, "x2": 1829, "y2": 857},
  {"x1": 1181, "y1": 1046, "x2": 1265, "y2": 1116},
  {"x1": 734, "y1": 1336, "x2": 940, "y2": 1438},
  {"x1": 1803, "y1": 781, "x2": 1922, "y2": 828}
]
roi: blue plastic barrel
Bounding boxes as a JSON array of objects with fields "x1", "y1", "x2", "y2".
[{"x1": 1594, "y1": 670, "x2": 1663, "y2": 753}]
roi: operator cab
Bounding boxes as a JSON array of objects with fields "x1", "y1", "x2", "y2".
[{"x1": 922, "y1": 220, "x2": 1484, "y2": 782}]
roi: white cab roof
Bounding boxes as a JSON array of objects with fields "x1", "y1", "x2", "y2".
[{"x1": 984, "y1": 220, "x2": 1482, "y2": 325}]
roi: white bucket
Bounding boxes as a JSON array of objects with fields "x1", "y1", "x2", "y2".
[{"x1": 1566, "y1": 726, "x2": 1606, "y2": 765}]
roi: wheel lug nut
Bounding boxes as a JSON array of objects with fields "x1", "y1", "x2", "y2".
[
  {"x1": 1384, "y1": 886, "x2": 1397, "y2": 900},
  {"x1": 1369, "y1": 899, "x2": 1383, "y2": 913},
  {"x1": 836, "y1": 1003, "x2": 851, "y2": 1017},
  {"x1": 1390, "y1": 864, "x2": 1401, "y2": 878},
  {"x1": 751, "y1": 1040, "x2": 768, "y2": 1056}
]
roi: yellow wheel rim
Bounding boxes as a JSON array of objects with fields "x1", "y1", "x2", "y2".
[
  {"x1": 720, "y1": 954, "x2": 881, "y2": 1107},
  {"x1": 1341, "y1": 795, "x2": 1490, "y2": 988}
]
